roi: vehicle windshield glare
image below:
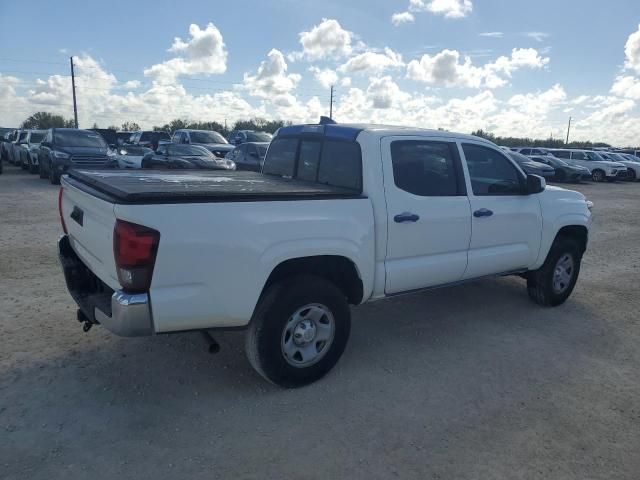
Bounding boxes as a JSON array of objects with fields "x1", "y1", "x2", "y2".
[
  {"x1": 54, "y1": 130, "x2": 107, "y2": 148},
  {"x1": 168, "y1": 145, "x2": 212, "y2": 156},
  {"x1": 189, "y1": 131, "x2": 227, "y2": 144},
  {"x1": 246, "y1": 132, "x2": 272, "y2": 142}
]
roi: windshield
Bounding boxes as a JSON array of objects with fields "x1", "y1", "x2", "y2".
[
  {"x1": 189, "y1": 131, "x2": 227, "y2": 144},
  {"x1": 507, "y1": 151, "x2": 530, "y2": 164},
  {"x1": 246, "y1": 131, "x2": 272, "y2": 142},
  {"x1": 54, "y1": 130, "x2": 107, "y2": 148},
  {"x1": 168, "y1": 145, "x2": 212, "y2": 156},
  {"x1": 585, "y1": 151, "x2": 604, "y2": 161},
  {"x1": 18, "y1": 132, "x2": 28, "y2": 142},
  {"x1": 30, "y1": 132, "x2": 46, "y2": 143}
]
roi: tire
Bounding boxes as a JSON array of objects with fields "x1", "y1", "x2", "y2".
[
  {"x1": 627, "y1": 169, "x2": 636, "y2": 182},
  {"x1": 49, "y1": 164, "x2": 60, "y2": 185},
  {"x1": 29, "y1": 160, "x2": 38, "y2": 174},
  {"x1": 39, "y1": 161, "x2": 47, "y2": 179},
  {"x1": 245, "y1": 274, "x2": 351, "y2": 388},
  {"x1": 527, "y1": 236, "x2": 582, "y2": 307},
  {"x1": 555, "y1": 169, "x2": 566, "y2": 183},
  {"x1": 591, "y1": 169, "x2": 605, "y2": 182}
]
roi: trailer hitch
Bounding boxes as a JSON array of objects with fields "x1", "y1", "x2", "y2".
[{"x1": 77, "y1": 309, "x2": 95, "y2": 333}]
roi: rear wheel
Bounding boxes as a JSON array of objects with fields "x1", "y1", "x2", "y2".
[
  {"x1": 627, "y1": 169, "x2": 636, "y2": 181},
  {"x1": 39, "y1": 161, "x2": 47, "y2": 179},
  {"x1": 555, "y1": 169, "x2": 566, "y2": 182},
  {"x1": 527, "y1": 236, "x2": 582, "y2": 307},
  {"x1": 591, "y1": 169, "x2": 605, "y2": 182},
  {"x1": 245, "y1": 274, "x2": 351, "y2": 388}
]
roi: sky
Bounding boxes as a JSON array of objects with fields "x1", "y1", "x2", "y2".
[{"x1": 1, "y1": 0, "x2": 640, "y2": 145}]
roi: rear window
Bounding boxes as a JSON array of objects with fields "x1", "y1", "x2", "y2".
[
  {"x1": 263, "y1": 136, "x2": 362, "y2": 191},
  {"x1": 246, "y1": 131, "x2": 272, "y2": 142},
  {"x1": 140, "y1": 131, "x2": 170, "y2": 142},
  {"x1": 54, "y1": 130, "x2": 106, "y2": 148},
  {"x1": 30, "y1": 132, "x2": 46, "y2": 143}
]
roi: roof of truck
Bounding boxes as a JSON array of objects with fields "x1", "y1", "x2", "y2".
[{"x1": 277, "y1": 123, "x2": 494, "y2": 144}]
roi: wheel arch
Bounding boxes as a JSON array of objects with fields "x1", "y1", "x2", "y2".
[{"x1": 261, "y1": 255, "x2": 364, "y2": 305}]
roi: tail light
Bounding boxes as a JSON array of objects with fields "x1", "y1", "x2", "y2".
[
  {"x1": 58, "y1": 187, "x2": 68, "y2": 234},
  {"x1": 113, "y1": 220, "x2": 160, "y2": 293}
]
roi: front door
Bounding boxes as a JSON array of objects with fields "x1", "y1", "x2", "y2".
[
  {"x1": 382, "y1": 137, "x2": 472, "y2": 294},
  {"x1": 459, "y1": 142, "x2": 542, "y2": 279}
]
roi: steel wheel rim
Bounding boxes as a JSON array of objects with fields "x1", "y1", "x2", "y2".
[
  {"x1": 281, "y1": 303, "x2": 335, "y2": 368},
  {"x1": 552, "y1": 253, "x2": 574, "y2": 294}
]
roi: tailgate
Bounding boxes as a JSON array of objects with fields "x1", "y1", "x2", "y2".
[{"x1": 60, "y1": 176, "x2": 121, "y2": 290}]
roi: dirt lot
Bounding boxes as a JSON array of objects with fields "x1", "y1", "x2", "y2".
[{"x1": 1, "y1": 164, "x2": 639, "y2": 480}]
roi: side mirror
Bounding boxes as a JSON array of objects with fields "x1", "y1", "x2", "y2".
[{"x1": 526, "y1": 174, "x2": 545, "y2": 194}]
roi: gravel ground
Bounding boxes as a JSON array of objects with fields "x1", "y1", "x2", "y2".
[{"x1": 1, "y1": 164, "x2": 639, "y2": 480}]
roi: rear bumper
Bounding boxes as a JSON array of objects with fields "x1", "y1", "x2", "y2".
[{"x1": 58, "y1": 235, "x2": 154, "y2": 337}]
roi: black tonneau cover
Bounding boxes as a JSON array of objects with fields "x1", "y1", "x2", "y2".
[{"x1": 66, "y1": 170, "x2": 364, "y2": 204}]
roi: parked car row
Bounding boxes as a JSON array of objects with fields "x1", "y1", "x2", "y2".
[
  {"x1": 503, "y1": 146, "x2": 640, "y2": 183},
  {"x1": 0, "y1": 125, "x2": 272, "y2": 179}
]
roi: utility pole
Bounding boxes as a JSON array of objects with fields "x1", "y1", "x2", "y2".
[
  {"x1": 70, "y1": 56, "x2": 79, "y2": 128},
  {"x1": 329, "y1": 85, "x2": 334, "y2": 119},
  {"x1": 565, "y1": 116, "x2": 572, "y2": 145}
]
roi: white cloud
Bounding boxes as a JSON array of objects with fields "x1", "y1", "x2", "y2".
[
  {"x1": 339, "y1": 48, "x2": 404, "y2": 74},
  {"x1": 391, "y1": 12, "x2": 415, "y2": 26},
  {"x1": 366, "y1": 76, "x2": 410, "y2": 108},
  {"x1": 243, "y1": 49, "x2": 301, "y2": 100},
  {"x1": 144, "y1": 23, "x2": 227, "y2": 83},
  {"x1": 120, "y1": 80, "x2": 141, "y2": 90},
  {"x1": 611, "y1": 75, "x2": 640, "y2": 100},
  {"x1": 408, "y1": 0, "x2": 473, "y2": 19},
  {"x1": 309, "y1": 67, "x2": 338, "y2": 88},
  {"x1": 340, "y1": 77, "x2": 352, "y2": 87},
  {"x1": 479, "y1": 32, "x2": 504, "y2": 38},
  {"x1": 523, "y1": 32, "x2": 550, "y2": 43},
  {"x1": 297, "y1": 19, "x2": 353, "y2": 61},
  {"x1": 624, "y1": 24, "x2": 640, "y2": 73},
  {"x1": 407, "y1": 48, "x2": 549, "y2": 88}
]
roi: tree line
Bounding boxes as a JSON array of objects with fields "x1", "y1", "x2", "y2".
[
  {"x1": 19, "y1": 112, "x2": 291, "y2": 136},
  {"x1": 17, "y1": 111, "x2": 631, "y2": 148}
]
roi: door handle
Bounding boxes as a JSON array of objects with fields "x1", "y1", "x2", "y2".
[
  {"x1": 394, "y1": 212, "x2": 420, "y2": 223},
  {"x1": 473, "y1": 208, "x2": 494, "y2": 218}
]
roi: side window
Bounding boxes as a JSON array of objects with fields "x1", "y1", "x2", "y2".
[
  {"x1": 172, "y1": 132, "x2": 181, "y2": 143},
  {"x1": 520, "y1": 148, "x2": 531, "y2": 155},
  {"x1": 262, "y1": 138, "x2": 298, "y2": 177},
  {"x1": 317, "y1": 140, "x2": 362, "y2": 190},
  {"x1": 297, "y1": 140, "x2": 322, "y2": 182},
  {"x1": 555, "y1": 150, "x2": 570, "y2": 159},
  {"x1": 390, "y1": 140, "x2": 462, "y2": 196},
  {"x1": 462, "y1": 143, "x2": 523, "y2": 196},
  {"x1": 572, "y1": 151, "x2": 587, "y2": 160}
]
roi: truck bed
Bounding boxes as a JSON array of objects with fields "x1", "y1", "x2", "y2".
[{"x1": 66, "y1": 170, "x2": 364, "y2": 204}]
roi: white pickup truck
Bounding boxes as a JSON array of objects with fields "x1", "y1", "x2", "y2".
[{"x1": 58, "y1": 122, "x2": 593, "y2": 387}]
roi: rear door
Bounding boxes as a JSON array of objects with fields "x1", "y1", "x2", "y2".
[
  {"x1": 382, "y1": 137, "x2": 472, "y2": 294},
  {"x1": 460, "y1": 142, "x2": 542, "y2": 279}
]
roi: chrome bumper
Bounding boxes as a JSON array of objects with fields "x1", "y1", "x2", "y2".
[
  {"x1": 94, "y1": 291, "x2": 153, "y2": 337},
  {"x1": 58, "y1": 235, "x2": 154, "y2": 337}
]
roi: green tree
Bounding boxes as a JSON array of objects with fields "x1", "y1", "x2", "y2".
[
  {"x1": 120, "y1": 121, "x2": 141, "y2": 132},
  {"x1": 21, "y1": 112, "x2": 75, "y2": 129}
]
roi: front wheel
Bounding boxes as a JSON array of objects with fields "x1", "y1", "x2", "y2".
[
  {"x1": 245, "y1": 274, "x2": 351, "y2": 388},
  {"x1": 627, "y1": 169, "x2": 636, "y2": 182},
  {"x1": 527, "y1": 236, "x2": 582, "y2": 307},
  {"x1": 591, "y1": 169, "x2": 605, "y2": 182},
  {"x1": 49, "y1": 164, "x2": 60, "y2": 185}
]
